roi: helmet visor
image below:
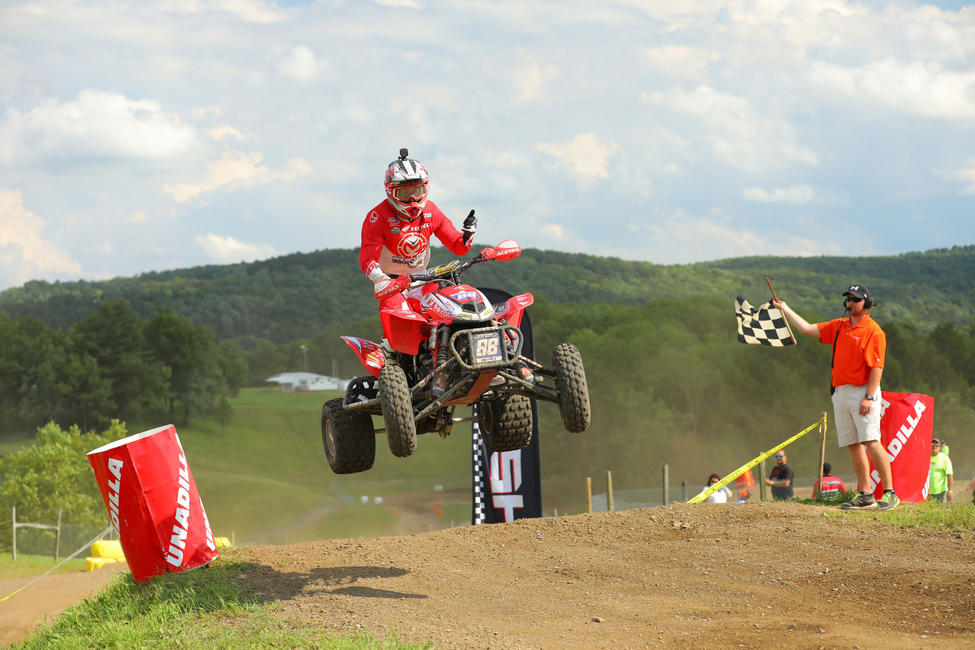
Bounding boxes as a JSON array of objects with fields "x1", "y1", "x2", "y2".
[{"x1": 392, "y1": 183, "x2": 427, "y2": 204}]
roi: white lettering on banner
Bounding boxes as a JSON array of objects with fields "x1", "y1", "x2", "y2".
[
  {"x1": 868, "y1": 399, "x2": 926, "y2": 492},
  {"x1": 106, "y1": 457, "x2": 123, "y2": 534},
  {"x1": 490, "y1": 450, "x2": 524, "y2": 522},
  {"x1": 166, "y1": 454, "x2": 191, "y2": 567}
]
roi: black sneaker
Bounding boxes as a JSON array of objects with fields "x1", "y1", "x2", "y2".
[
  {"x1": 839, "y1": 491, "x2": 877, "y2": 510},
  {"x1": 877, "y1": 491, "x2": 900, "y2": 512}
]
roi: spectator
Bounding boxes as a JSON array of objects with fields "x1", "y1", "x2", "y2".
[
  {"x1": 965, "y1": 476, "x2": 975, "y2": 506},
  {"x1": 702, "y1": 473, "x2": 733, "y2": 504},
  {"x1": 765, "y1": 450, "x2": 795, "y2": 500},
  {"x1": 929, "y1": 439, "x2": 954, "y2": 503},
  {"x1": 736, "y1": 489, "x2": 751, "y2": 504},
  {"x1": 812, "y1": 462, "x2": 848, "y2": 499}
]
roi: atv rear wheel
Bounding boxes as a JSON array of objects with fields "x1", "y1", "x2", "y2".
[
  {"x1": 379, "y1": 363, "x2": 417, "y2": 457},
  {"x1": 479, "y1": 394, "x2": 533, "y2": 452},
  {"x1": 553, "y1": 343, "x2": 591, "y2": 433},
  {"x1": 321, "y1": 398, "x2": 375, "y2": 474}
]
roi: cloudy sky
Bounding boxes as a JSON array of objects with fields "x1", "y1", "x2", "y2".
[{"x1": 1, "y1": 0, "x2": 974, "y2": 291}]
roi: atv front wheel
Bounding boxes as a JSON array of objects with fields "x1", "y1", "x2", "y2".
[
  {"x1": 379, "y1": 363, "x2": 417, "y2": 457},
  {"x1": 321, "y1": 398, "x2": 376, "y2": 474},
  {"x1": 553, "y1": 343, "x2": 591, "y2": 433},
  {"x1": 479, "y1": 394, "x2": 533, "y2": 452}
]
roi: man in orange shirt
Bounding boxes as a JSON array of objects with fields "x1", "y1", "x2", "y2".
[{"x1": 774, "y1": 284, "x2": 899, "y2": 511}]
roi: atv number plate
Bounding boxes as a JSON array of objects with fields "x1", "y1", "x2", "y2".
[{"x1": 471, "y1": 331, "x2": 503, "y2": 364}]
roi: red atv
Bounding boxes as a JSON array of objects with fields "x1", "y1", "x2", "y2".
[{"x1": 322, "y1": 239, "x2": 591, "y2": 474}]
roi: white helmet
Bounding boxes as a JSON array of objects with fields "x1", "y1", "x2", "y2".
[{"x1": 384, "y1": 148, "x2": 429, "y2": 221}]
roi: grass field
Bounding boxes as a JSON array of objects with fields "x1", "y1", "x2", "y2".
[
  {"x1": 0, "y1": 554, "x2": 87, "y2": 579},
  {"x1": 171, "y1": 387, "x2": 477, "y2": 545}
]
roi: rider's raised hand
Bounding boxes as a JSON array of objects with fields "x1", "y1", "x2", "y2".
[{"x1": 462, "y1": 209, "x2": 477, "y2": 244}]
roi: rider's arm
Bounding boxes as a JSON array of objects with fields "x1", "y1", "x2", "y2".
[
  {"x1": 360, "y1": 212, "x2": 388, "y2": 282},
  {"x1": 428, "y1": 202, "x2": 473, "y2": 256}
]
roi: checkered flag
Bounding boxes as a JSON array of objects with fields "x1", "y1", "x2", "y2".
[{"x1": 735, "y1": 295, "x2": 796, "y2": 346}]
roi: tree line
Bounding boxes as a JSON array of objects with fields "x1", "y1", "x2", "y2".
[
  {"x1": 3, "y1": 244, "x2": 975, "y2": 347},
  {"x1": 0, "y1": 300, "x2": 247, "y2": 432}
]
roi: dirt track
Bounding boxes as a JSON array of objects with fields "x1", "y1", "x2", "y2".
[
  {"x1": 0, "y1": 564, "x2": 125, "y2": 646},
  {"x1": 229, "y1": 502, "x2": 975, "y2": 648},
  {"x1": 5, "y1": 502, "x2": 974, "y2": 648}
]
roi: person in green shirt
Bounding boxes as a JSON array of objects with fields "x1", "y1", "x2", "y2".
[{"x1": 929, "y1": 438, "x2": 953, "y2": 503}]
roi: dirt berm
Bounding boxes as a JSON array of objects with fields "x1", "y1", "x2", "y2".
[{"x1": 230, "y1": 501, "x2": 975, "y2": 648}]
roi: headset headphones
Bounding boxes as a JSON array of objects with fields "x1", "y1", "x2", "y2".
[{"x1": 843, "y1": 284, "x2": 875, "y2": 309}]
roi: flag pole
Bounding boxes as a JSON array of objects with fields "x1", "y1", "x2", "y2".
[{"x1": 765, "y1": 277, "x2": 796, "y2": 344}]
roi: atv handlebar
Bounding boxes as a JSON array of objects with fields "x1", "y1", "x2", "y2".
[{"x1": 407, "y1": 240, "x2": 521, "y2": 284}]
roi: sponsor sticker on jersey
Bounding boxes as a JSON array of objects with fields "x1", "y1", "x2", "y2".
[{"x1": 368, "y1": 211, "x2": 378, "y2": 224}]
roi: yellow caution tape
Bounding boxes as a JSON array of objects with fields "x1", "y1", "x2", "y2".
[
  {"x1": 0, "y1": 526, "x2": 113, "y2": 604},
  {"x1": 687, "y1": 413, "x2": 827, "y2": 504}
]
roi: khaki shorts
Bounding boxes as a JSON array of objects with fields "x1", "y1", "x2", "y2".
[{"x1": 831, "y1": 384, "x2": 881, "y2": 447}]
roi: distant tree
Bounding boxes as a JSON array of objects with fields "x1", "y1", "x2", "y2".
[
  {"x1": 0, "y1": 421, "x2": 127, "y2": 533},
  {"x1": 145, "y1": 308, "x2": 216, "y2": 426},
  {"x1": 72, "y1": 299, "x2": 168, "y2": 422},
  {"x1": 216, "y1": 396, "x2": 232, "y2": 437},
  {"x1": 215, "y1": 339, "x2": 248, "y2": 396}
]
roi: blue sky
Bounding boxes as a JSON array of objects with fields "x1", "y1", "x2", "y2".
[{"x1": 1, "y1": 0, "x2": 973, "y2": 290}]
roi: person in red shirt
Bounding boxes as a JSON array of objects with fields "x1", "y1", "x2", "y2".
[
  {"x1": 812, "y1": 462, "x2": 847, "y2": 499},
  {"x1": 774, "y1": 284, "x2": 899, "y2": 511},
  {"x1": 360, "y1": 148, "x2": 476, "y2": 310}
]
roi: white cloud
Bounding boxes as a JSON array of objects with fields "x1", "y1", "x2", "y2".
[
  {"x1": 512, "y1": 59, "x2": 557, "y2": 101},
  {"x1": 0, "y1": 190, "x2": 83, "y2": 288},
  {"x1": 209, "y1": 125, "x2": 245, "y2": 141},
  {"x1": 952, "y1": 158, "x2": 975, "y2": 195},
  {"x1": 635, "y1": 209, "x2": 836, "y2": 264},
  {"x1": 0, "y1": 89, "x2": 196, "y2": 165},
  {"x1": 643, "y1": 45, "x2": 714, "y2": 79},
  {"x1": 278, "y1": 45, "x2": 319, "y2": 83},
  {"x1": 809, "y1": 58, "x2": 975, "y2": 120},
  {"x1": 541, "y1": 224, "x2": 564, "y2": 240},
  {"x1": 743, "y1": 185, "x2": 816, "y2": 204},
  {"x1": 163, "y1": 151, "x2": 313, "y2": 203},
  {"x1": 536, "y1": 133, "x2": 618, "y2": 183},
  {"x1": 159, "y1": 0, "x2": 287, "y2": 24},
  {"x1": 195, "y1": 233, "x2": 277, "y2": 263},
  {"x1": 645, "y1": 86, "x2": 819, "y2": 171},
  {"x1": 371, "y1": 0, "x2": 420, "y2": 8}
]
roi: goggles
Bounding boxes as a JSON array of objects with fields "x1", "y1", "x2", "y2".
[{"x1": 392, "y1": 183, "x2": 427, "y2": 203}]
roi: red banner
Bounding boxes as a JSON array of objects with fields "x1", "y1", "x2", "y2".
[
  {"x1": 87, "y1": 425, "x2": 218, "y2": 583},
  {"x1": 868, "y1": 392, "x2": 934, "y2": 502}
]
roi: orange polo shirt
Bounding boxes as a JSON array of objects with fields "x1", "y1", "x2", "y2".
[{"x1": 818, "y1": 313, "x2": 886, "y2": 387}]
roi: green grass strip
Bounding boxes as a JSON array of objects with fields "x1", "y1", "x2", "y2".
[{"x1": 14, "y1": 559, "x2": 431, "y2": 649}]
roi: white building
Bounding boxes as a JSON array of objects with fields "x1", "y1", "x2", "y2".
[{"x1": 265, "y1": 372, "x2": 349, "y2": 392}]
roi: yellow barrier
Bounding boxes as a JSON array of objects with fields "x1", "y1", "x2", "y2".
[
  {"x1": 91, "y1": 539, "x2": 125, "y2": 560},
  {"x1": 687, "y1": 413, "x2": 827, "y2": 504},
  {"x1": 85, "y1": 556, "x2": 118, "y2": 571},
  {"x1": 214, "y1": 536, "x2": 232, "y2": 549}
]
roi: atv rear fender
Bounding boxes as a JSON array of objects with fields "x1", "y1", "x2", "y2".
[{"x1": 341, "y1": 336, "x2": 386, "y2": 378}]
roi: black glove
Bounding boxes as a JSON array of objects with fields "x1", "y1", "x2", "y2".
[{"x1": 462, "y1": 209, "x2": 477, "y2": 244}]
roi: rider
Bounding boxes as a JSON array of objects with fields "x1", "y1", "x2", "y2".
[{"x1": 360, "y1": 148, "x2": 477, "y2": 310}]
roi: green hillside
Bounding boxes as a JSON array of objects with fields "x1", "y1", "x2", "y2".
[{"x1": 2, "y1": 244, "x2": 974, "y2": 345}]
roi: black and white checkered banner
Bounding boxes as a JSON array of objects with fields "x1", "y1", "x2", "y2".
[
  {"x1": 735, "y1": 295, "x2": 796, "y2": 347},
  {"x1": 471, "y1": 288, "x2": 542, "y2": 524}
]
